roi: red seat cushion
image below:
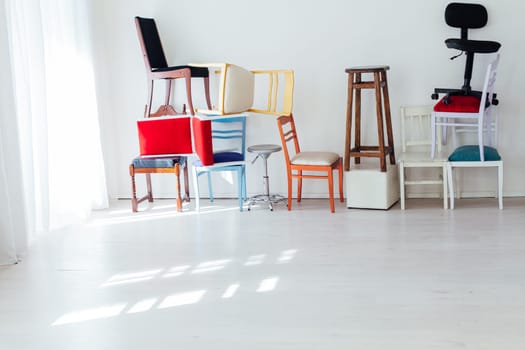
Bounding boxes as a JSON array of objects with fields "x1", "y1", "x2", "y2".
[{"x1": 433, "y1": 95, "x2": 481, "y2": 113}]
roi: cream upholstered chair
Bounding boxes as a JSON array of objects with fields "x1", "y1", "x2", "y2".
[
  {"x1": 398, "y1": 105, "x2": 448, "y2": 210},
  {"x1": 277, "y1": 114, "x2": 344, "y2": 213},
  {"x1": 193, "y1": 64, "x2": 294, "y2": 117}
]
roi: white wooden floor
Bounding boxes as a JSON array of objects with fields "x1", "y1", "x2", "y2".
[{"x1": 1, "y1": 197, "x2": 525, "y2": 349}]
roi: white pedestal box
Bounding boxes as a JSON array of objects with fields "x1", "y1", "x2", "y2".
[{"x1": 345, "y1": 162, "x2": 399, "y2": 209}]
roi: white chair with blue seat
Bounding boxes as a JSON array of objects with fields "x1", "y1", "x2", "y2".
[
  {"x1": 447, "y1": 145, "x2": 503, "y2": 209},
  {"x1": 192, "y1": 116, "x2": 247, "y2": 211}
]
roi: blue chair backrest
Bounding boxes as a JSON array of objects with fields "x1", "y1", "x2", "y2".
[{"x1": 211, "y1": 116, "x2": 246, "y2": 163}]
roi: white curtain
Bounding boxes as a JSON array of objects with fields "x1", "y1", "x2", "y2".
[{"x1": 0, "y1": 0, "x2": 108, "y2": 265}]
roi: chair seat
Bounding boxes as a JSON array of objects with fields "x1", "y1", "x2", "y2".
[
  {"x1": 132, "y1": 156, "x2": 185, "y2": 168},
  {"x1": 399, "y1": 151, "x2": 448, "y2": 163},
  {"x1": 291, "y1": 151, "x2": 340, "y2": 166},
  {"x1": 151, "y1": 65, "x2": 209, "y2": 77},
  {"x1": 445, "y1": 38, "x2": 501, "y2": 54},
  {"x1": 193, "y1": 152, "x2": 244, "y2": 167},
  {"x1": 434, "y1": 95, "x2": 482, "y2": 113},
  {"x1": 448, "y1": 145, "x2": 501, "y2": 161}
]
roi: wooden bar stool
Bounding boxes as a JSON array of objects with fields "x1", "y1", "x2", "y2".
[{"x1": 344, "y1": 66, "x2": 395, "y2": 172}]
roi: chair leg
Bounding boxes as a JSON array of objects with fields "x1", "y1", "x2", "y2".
[
  {"x1": 192, "y1": 167, "x2": 201, "y2": 212},
  {"x1": 431, "y1": 113, "x2": 437, "y2": 159},
  {"x1": 207, "y1": 172, "x2": 214, "y2": 202},
  {"x1": 237, "y1": 168, "x2": 244, "y2": 212},
  {"x1": 328, "y1": 168, "x2": 335, "y2": 213},
  {"x1": 164, "y1": 79, "x2": 172, "y2": 106},
  {"x1": 146, "y1": 174, "x2": 153, "y2": 202},
  {"x1": 203, "y1": 77, "x2": 212, "y2": 110},
  {"x1": 287, "y1": 170, "x2": 293, "y2": 211},
  {"x1": 184, "y1": 70, "x2": 195, "y2": 115},
  {"x1": 242, "y1": 166, "x2": 247, "y2": 201},
  {"x1": 338, "y1": 158, "x2": 344, "y2": 202},
  {"x1": 478, "y1": 125, "x2": 485, "y2": 161},
  {"x1": 498, "y1": 162, "x2": 503, "y2": 210},
  {"x1": 297, "y1": 170, "x2": 303, "y2": 202},
  {"x1": 442, "y1": 164, "x2": 448, "y2": 209},
  {"x1": 130, "y1": 165, "x2": 138, "y2": 212},
  {"x1": 183, "y1": 160, "x2": 190, "y2": 202},
  {"x1": 447, "y1": 164, "x2": 455, "y2": 209},
  {"x1": 146, "y1": 79, "x2": 154, "y2": 117},
  {"x1": 399, "y1": 163, "x2": 406, "y2": 210},
  {"x1": 174, "y1": 163, "x2": 182, "y2": 212}
]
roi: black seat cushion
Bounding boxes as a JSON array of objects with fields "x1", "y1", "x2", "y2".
[
  {"x1": 445, "y1": 38, "x2": 501, "y2": 53},
  {"x1": 151, "y1": 65, "x2": 209, "y2": 78}
]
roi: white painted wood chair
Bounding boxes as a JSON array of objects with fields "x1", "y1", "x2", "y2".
[
  {"x1": 398, "y1": 105, "x2": 448, "y2": 210},
  {"x1": 446, "y1": 145, "x2": 503, "y2": 209},
  {"x1": 431, "y1": 54, "x2": 500, "y2": 161}
]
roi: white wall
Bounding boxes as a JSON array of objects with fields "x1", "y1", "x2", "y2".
[{"x1": 91, "y1": 0, "x2": 525, "y2": 200}]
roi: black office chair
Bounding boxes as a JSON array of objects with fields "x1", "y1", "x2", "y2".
[{"x1": 431, "y1": 3, "x2": 501, "y2": 104}]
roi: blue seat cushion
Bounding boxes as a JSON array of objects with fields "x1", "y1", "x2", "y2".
[
  {"x1": 193, "y1": 152, "x2": 243, "y2": 166},
  {"x1": 448, "y1": 145, "x2": 501, "y2": 162},
  {"x1": 132, "y1": 156, "x2": 185, "y2": 168},
  {"x1": 214, "y1": 152, "x2": 243, "y2": 163}
]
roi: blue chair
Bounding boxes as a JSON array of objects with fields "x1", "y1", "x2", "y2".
[{"x1": 192, "y1": 116, "x2": 247, "y2": 211}]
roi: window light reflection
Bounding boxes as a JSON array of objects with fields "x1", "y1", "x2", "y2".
[
  {"x1": 244, "y1": 254, "x2": 266, "y2": 266},
  {"x1": 161, "y1": 265, "x2": 191, "y2": 278},
  {"x1": 222, "y1": 283, "x2": 240, "y2": 299},
  {"x1": 100, "y1": 269, "x2": 162, "y2": 287},
  {"x1": 256, "y1": 277, "x2": 279, "y2": 292},
  {"x1": 127, "y1": 298, "x2": 157, "y2": 314},
  {"x1": 52, "y1": 303, "x2": 126, "y2": 326},
  {"x1": 158, "y1": 290, "x2": 206, "y2": 309},
  {"x1": 277, "y1": 249, "x2": 298, "y2": 264},
  {"x1": 191, "y1": 259, "x2": 231, "y2": 274}
]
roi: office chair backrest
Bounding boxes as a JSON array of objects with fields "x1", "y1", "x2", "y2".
[
  {"x1": 135, "y1": 17, "x2": 168, "y2": 70},
  {"x1": 445, "y1": 3, "x2": 488, "y2": 38}
]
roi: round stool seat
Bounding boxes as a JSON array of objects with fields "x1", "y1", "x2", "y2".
[{"x1": 248, "y1": 144, "x2": 282, "y2": 155}]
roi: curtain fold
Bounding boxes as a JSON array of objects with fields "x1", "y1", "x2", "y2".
[{"x1": 1, "y1": 0, "x2": 108, "y2": 265}]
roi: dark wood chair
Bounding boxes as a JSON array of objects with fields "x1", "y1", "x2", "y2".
[{"x1": 135, "y1": 16, "x2": 212, "y2": 116}]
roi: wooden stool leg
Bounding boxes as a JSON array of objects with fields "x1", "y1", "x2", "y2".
[
  {"x1": 354, "y1": 73, "x2": 362, "y2": 165},
  {"x1": 338, "y1": 158, "x2": 344, "y2": 202},
  {"x1": 344, "y1": 72, "x2": 355, "y2": 171},
  {"x1": 381, "y1": 70, "x2": 395, "y2": 165},
  {"x1": 374, "y1": 71, "x2": 386, "y2": 172}
]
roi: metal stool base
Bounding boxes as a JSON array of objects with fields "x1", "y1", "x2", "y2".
[{"x1": 247, "y1": 193, "x2": 285, "y2": 211}]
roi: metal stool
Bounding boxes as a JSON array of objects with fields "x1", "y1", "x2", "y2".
[{"x1": 247, "y1": 144, "x2": 285, "y2": 211}]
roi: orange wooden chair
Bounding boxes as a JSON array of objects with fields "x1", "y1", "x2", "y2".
[{"x1": 276, "y1": 114, "x2": 344, "y2": 213}]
